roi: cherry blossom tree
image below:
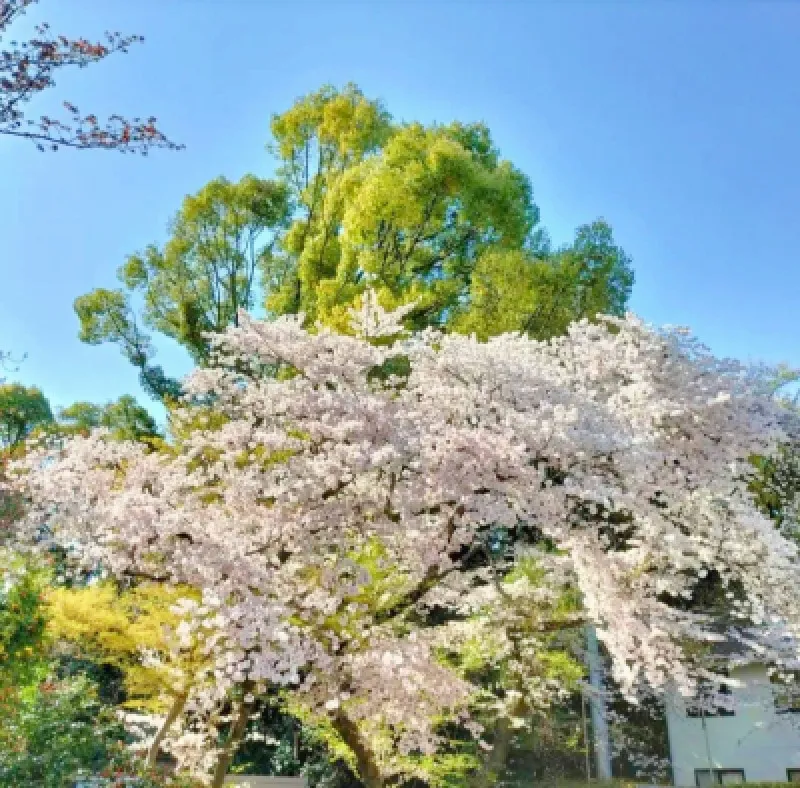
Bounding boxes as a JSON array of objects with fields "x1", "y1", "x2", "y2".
[
  {"x1": 1, "y1": 0, "x2": 180, "y2": 153},
  {"x1": 8, "y1": 294, "x2": 800, "y2": 786}
]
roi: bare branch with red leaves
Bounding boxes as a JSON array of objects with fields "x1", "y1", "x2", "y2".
[{"x1": 0, "y1": 0, "x2": 182, "y2": 153}]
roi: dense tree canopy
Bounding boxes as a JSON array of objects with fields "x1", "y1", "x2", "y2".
[
  {"x1": 75, "y1": 83, "x2": 633, "y2": 404},
  {"x1": 265, "y1": 86, "x2": 632, "y2": 338},
  {"x1": 266, "y1": 89, "x2": 536, "y2": 330},
  {"x1": 451, "y1": 220, "x2": 633, "y2": 341}
]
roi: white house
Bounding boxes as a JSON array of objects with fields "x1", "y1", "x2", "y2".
[{"x1": 666, "y1": 662, "x2": 800, "y2": 786}]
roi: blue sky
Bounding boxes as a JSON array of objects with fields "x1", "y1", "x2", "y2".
[{"x1": 2, "y1": 0, "x2": 799, "y2": 422}]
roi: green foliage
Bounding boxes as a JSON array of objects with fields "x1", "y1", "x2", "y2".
[
  {"x1": 607, "y1": 693, "x2": 671, "y2": 783},
  {"x1": 77, "y1": 83, "x2": 634, "y2": 407},
  {"x1": 452, "y1": 220, "x2": 633, "y2": 340},
  {"x1": 0, "y1": 673, "x2": 127, "y2": 788},
  {"x1": 746, "y1": 366, "x2": 799, "y2": 541},
  {"x1": 267, "y1": 86, "x2": 536, "y2": 331},
  {"x1": 269, "y1": 83, "x2": 391, "y2": 178},
  {"x1": 749, "y1": 441, "x2": 800, "y2": 539},
  {"x1": 0, "y1": 456, "x2": 25, "y2": 532},
  {"x1": 75, "y1": 175, "x2": 290, "y2": 401},
  {"x1": 397, "y1": 749, "x2": 482, "y2": 788},
  {"x1": 265, "y1": 85, "x2": 631, "y2": 341},
  {"x1": 0, "y1": 558, "x2": 48, "y2": 689},
  {"x1": 427, "y1": 555, "x2": 587, "y2": 786},
  {"x1": 74, "y1": 287, "x2": 182, "y2": 402},
  {"x1": 58, "y1": 394, "x2": 161, "y2": 442},
  {"x1": 118, "y1": 175, "x2": 290, "y2": 362},
  {"x1": 287, "y1": 697, "x2": 361, "y2": 776},
  {"x1": 231, "y1": 697, "x2": 362, "y2": 788},
  {"x1": 500, "y1": 710, "x2": 588, "y2": 785},
  {"x1": 0, "y1": 382, "x2": 54, "y2": 448}
]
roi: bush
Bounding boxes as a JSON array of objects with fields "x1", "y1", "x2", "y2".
[{"x1": 0, "y1": 674, "x2": 126, "y2": 788}]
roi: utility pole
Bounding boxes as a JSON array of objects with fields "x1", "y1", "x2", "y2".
[
  {"x1": 582, "y1": 689, "x2": 592, "y2": 782},
  {"x1": 586, "y1": 625, "x2": 613, "y2": 780}
]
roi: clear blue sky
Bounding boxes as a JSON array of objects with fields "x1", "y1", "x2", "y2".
[{"x1": 2, "y1": 0, "x2": 799, "y2": 422}]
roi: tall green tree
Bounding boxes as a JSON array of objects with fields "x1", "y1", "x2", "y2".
[
  {"x1": 264, "y1": 84, "x2": 631, "y2": 338},
  {"x1": 265, "y1": 83, "x2": 392, "y2": 320},
  {"x1": 0, "y1": 383, "x2": 53, "y2": 448},
  {"x1": 76, "y1": 83, "x2": 634, "y2": 405}
]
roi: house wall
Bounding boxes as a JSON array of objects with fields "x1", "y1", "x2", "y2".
[{"x1": 666, "y1": 664, "x2": 800, "y2": 785}]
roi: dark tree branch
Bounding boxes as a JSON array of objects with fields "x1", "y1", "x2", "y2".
[{"x1": 0, "y1": 0, "x2": 182, "y2": 153}]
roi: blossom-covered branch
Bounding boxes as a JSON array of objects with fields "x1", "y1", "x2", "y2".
[
  {"x1": 0, "y1": 0, "x2": 181, "y2": 152},
  {"x1": 8, "y1": 295, "x2": 800, "y2": 784}
]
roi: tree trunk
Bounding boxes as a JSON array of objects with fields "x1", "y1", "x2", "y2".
[
  {"x1": 210, "y1": 691, "x2": 255, "y2": 788},
  {"x1": 145, "y1": 690, "x2": 188, "y2": 769},
  {"x1": 470, "y1": 697, "x2": 527, "y2": 788},
  {"x1": 332, "y1": 711, "x2": 385, "y2": 788},
  {"x1": 470, "y1": 717, "x2": 514, "y2": 788}
]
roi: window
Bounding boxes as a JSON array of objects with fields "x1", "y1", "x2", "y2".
[
  {"x1": 787, "y1": 770, "x2": 800, "y2": 782},
  {"x1": 687, "y1": 670, "x2": 735, "y2": 717},
  {"x1": 695, "y1": 769, "x2": 745, "y2": 786},
  {"x1": 719, "y1": 772, "x2": 745, "y2": 785}
]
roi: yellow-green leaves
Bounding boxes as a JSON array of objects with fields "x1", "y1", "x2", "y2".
[
  {"x1": 168, "y1": 405, "x2": 231, "y2": 441},
  {"x1": 269, "y1": 111, "x2": 537, "y2": 332},
  {"x1": 233, "y1": 444, "x2": 298, "y2": 471},
  {"x1": 269, "y1": 83, "x2": 391, "y2": 181},
  {"x1": 74, "y1": 288, "x2": 135, "y2": 346},
  {"x1": 266, "y1": 84, "x2": 391, "y2": 321},
  {"x1": 76, "y1": 83, "x2": 634, "y2": 413},
  {"x1": 452, "y1": 220, "x2": 634, "y2": 341},
  {"x1": 46, "y1": 581, "x2": 207, "y2": 713},
  {"x1": 449, "y1": 249, "x2": 542, "y2": 340}
]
